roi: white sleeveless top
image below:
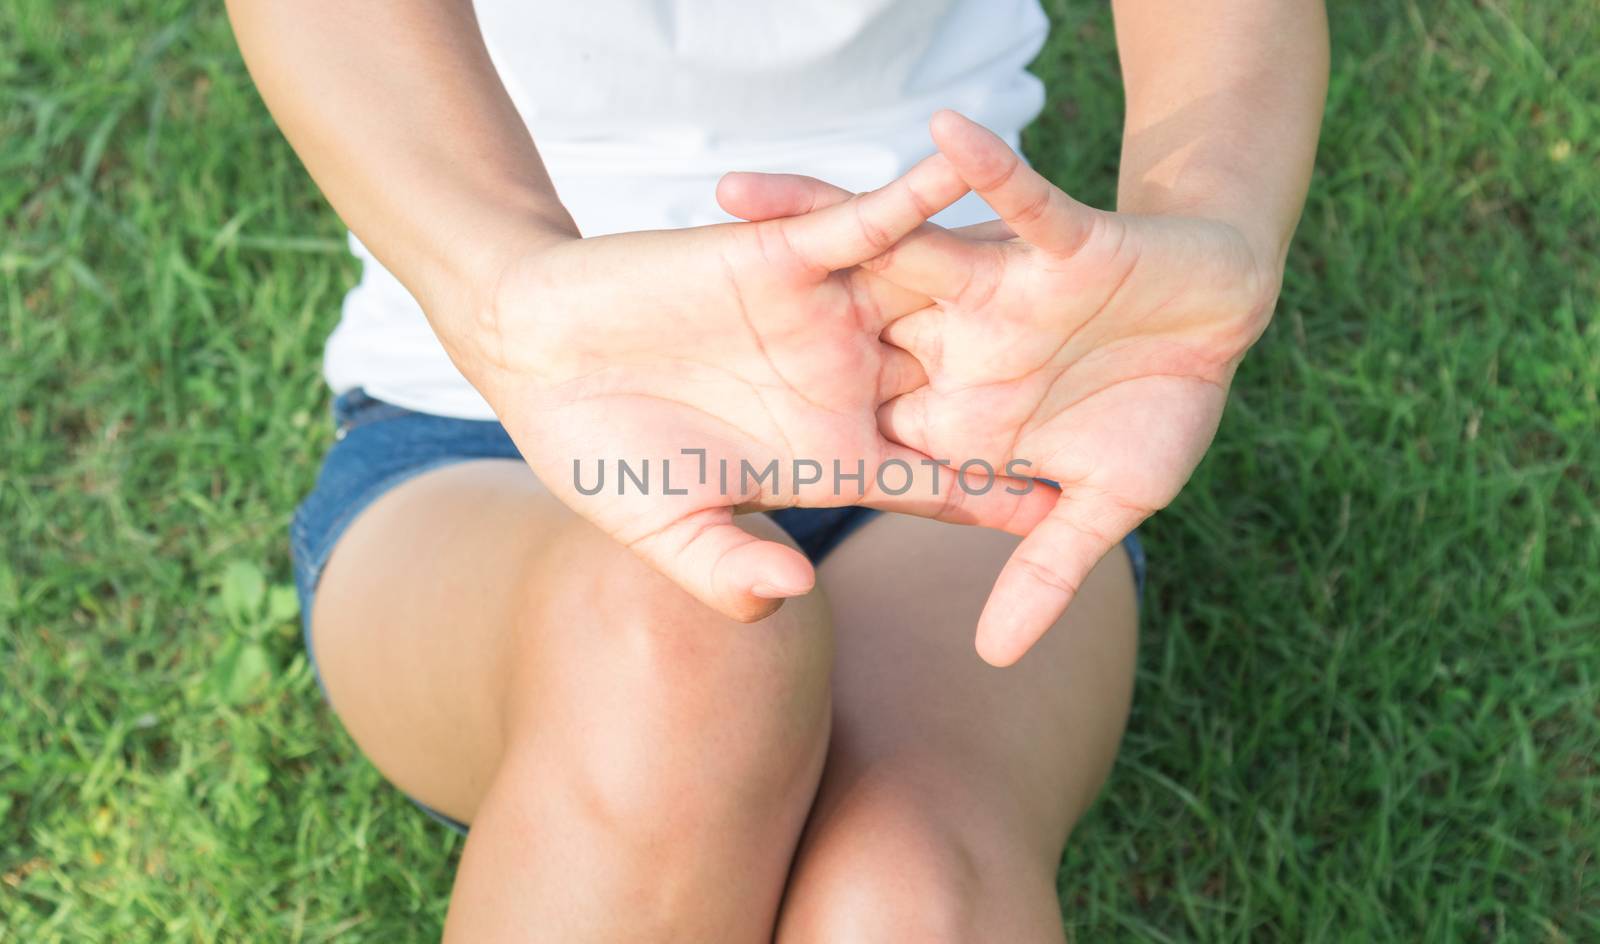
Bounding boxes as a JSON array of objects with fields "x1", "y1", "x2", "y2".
[{"x1": 324, "y1": 0, "x2": 1049, "y2": 419}]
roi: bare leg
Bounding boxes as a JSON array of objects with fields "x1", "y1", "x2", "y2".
[
  {"x1": 308, "y1": 460, "x2": 833, "y2": 942},
  {"x1": 776, "y1": 512, "x2": 1139, "y2": 943}
]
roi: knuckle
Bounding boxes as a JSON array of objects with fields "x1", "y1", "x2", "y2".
[
  {"x1": 852, "y1": 198, "x2": 895, "y2": 251},
  {"x1": 858, "y1": 241, "x2": 898, "y2": 273},
  {"x1": 762, "y1": 218, "x2": 823, "y2": 275},
  {"x1": 902, "y1": 177, "x2": 940, "y2": 221},
  {"x1": 978, "y1": 151, "x2": 1023, "y2": 193},
  {"x1": 1012, "y1": 554, "x2": 1081, "y2": 598},
  {"x1": 963, "y1": 247, "x2": 1004, "y2": 308},
  {"x1": 1013, "y1": 186, "x2": 1051, "y2": 226},
  {"x1": 936, "y1": 473, "x2": 964, "y2": 522}
]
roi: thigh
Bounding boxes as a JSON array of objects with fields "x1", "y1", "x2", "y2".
[
  {"x1": 775, "y1": 513, "x2": 1139, "y2": 940},
  {"x1": 307, "y1": 459, "x2": 545, "y2": 820},
  {"x1": 815, "y1": 512, "x2": 1138, "y2": 847}
]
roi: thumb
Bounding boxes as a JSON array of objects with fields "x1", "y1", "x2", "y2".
[{"x1": 718, "y1": 165, "x2": 996, "y2": 301}]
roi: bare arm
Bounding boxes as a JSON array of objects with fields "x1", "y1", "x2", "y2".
[
  {"x1": 1112, "y1": 0, "x2": 1329, "y2": 271},
  {"x1": 624, "y1": 5, "x2": 1333, "y2": 661},
  {"x1": 227, "y1": 2, "x2": 1042, "y2": 618},
  {"x1": 224, "y1": 0, "x2": 577, "y2": 349}
]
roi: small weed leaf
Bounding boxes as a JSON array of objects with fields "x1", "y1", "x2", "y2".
[
  {"x1": 266, "y1": 584, "x2": 300, "y2": 625},
  {"x1": 209, "y1": 637, "x2": 272, "y2": 705},
  {"x1": 219, "y1": 560, "x2": 267, "y2": 625}
]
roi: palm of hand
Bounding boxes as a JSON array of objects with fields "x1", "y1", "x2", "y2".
[
  {"x1": 493, "y1": 227, "x2": 901, "y2": 516},
  {"x1": 461, "y1": 163, "x2": 1052, "y2": 622},
  {"x1": 722, "y1": 111, "x2": 1280, "y2": 663},
  {"x1": 888, "y1": 211, "x2": 1273, "y2": 661},
  {"x1": 889, "y1": 212, "x2": 1269, "y2": 535}
]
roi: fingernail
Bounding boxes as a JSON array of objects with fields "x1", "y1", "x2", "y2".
[{"x1": 751, "y1": 582, "x2": 808, "y2": 599}]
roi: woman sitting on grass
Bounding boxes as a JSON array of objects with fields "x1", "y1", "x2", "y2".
[{"x1": 228, "y1": 0, "x2": 1326, "y2": 939}]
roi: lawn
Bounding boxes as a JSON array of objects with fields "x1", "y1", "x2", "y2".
[{"x1": 2, "y1": 1, "x2": 1596, "y2": 941}]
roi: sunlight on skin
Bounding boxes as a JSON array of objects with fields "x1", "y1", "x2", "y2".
[
  {"x1": 469, "y1": 152, "x2": 1060, "y2": 625},
  {"x1": 721, "y1": 110, "x2": 1281, "y2": 665}
]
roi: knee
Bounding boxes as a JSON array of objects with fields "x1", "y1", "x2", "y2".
[
  {"x1": 517, "y1": 537, "x2": 835, "y2": 845},
  {"x1": 777, "y1": 788, "x2": 995, "y2": 943},
  {"x1": 603, "y1": 593, "x2": 832, "y2": 823}
]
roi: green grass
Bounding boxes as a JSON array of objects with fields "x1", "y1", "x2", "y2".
[{"x1": 2, "y1": 0, "x2": 1596, "y2": 940}]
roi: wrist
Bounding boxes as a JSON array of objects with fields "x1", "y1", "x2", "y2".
[
  {"x1": 1115, "y1": 175, "x2": 1289, "y2": 331},
  {"x1": 425, "y1": 206, "x2": 580, "y2": 388},
  {"x1": 441, "y1": 198, "x2": 578, "y2": 310},
  {"x1": 1118, "y1": 181, "x2": 1287, "y2": 275}
]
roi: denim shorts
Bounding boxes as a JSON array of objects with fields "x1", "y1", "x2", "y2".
[{"x1": 290, "y1": 387, "x2": 1146, "y2": 833}]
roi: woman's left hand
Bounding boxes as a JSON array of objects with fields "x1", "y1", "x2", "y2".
[{"x1": 721, "y1": 111, "x2": 1284, "y2": 666}]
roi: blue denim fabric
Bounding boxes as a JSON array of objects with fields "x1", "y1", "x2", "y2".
[{"x1": 290, "y1": 388, "x2": 1146, "y2": 834}]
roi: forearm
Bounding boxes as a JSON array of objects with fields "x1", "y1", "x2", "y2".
[
  {"x1": 225, "y1": 0, "x2": 576, "y2": 334},
  {"x1": 1111, "y1": 0, "x2": 1328, "y2": 271}
]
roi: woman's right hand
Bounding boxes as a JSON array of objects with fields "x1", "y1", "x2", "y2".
[
  {"x1": 446, "y1": 156, "x2": 1058, "y2": 622},
  {"x1": 227, "y1": 1, "x2": 1054, "y2": 622}
]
